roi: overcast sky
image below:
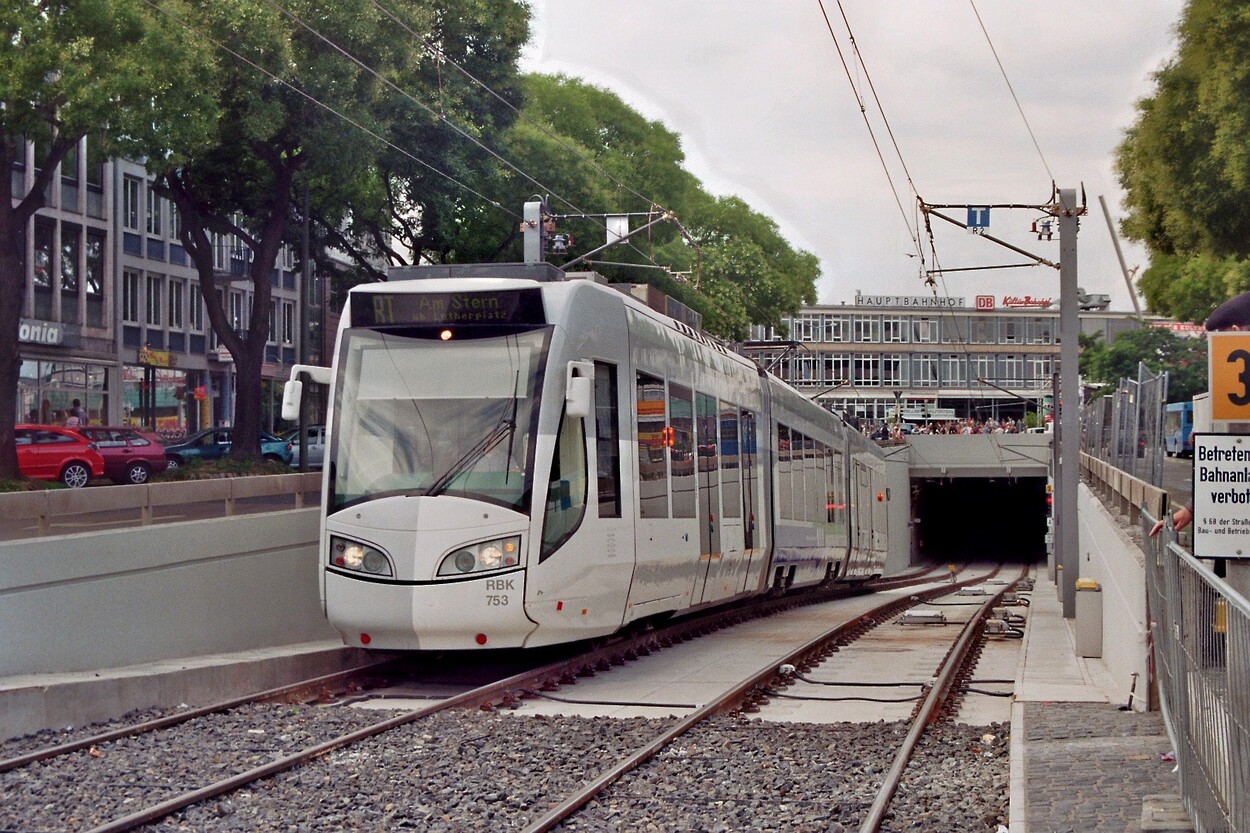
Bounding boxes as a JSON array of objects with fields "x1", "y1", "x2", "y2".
[{"x1": 521, "y1": 0, "x2": 1185, "y2": 313}]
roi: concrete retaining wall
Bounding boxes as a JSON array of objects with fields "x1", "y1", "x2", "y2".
[
  {"x1": 1077, "y1": 482, "x2": 1150, "y2": 707},
  {"x1": 0, "y1": 509, "x2": 335, "y2": 678}
]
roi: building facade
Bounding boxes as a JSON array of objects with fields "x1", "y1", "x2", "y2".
[
  {"x1": 742, "y1": 291, "x2": 1176, "y2": 426},
  {"x1": 16, "y1": 140, "x2": 328, "y2": 436},
  {"x1": 17, "y1": 137, "x2": 116, "y2": 427}
]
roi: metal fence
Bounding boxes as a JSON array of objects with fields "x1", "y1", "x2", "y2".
[
  {"x1": 1144, "y1": 510, "x2": 1250, "y2": 833},
  {"x1": 1081, "y1": 362, "x2": 1167, "y2": 486}
]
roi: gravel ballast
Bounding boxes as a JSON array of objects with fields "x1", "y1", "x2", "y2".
[{"x1": 2, "y1": 706, "x2": 1008, "y2": 832}]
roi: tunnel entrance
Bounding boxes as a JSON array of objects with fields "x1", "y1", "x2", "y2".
[{"x1": 912, "y1": 477, "x2": 1048, "y2": 564}]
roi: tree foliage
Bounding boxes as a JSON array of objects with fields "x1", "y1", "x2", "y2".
[
  {"x1": 0, "y1": 0, "x2": 214, "y2": 478},
  {"x1": 419, "y1": 73, "x2": 819, "y2": 341},
  {"x1": 151, "y1": 0, "x2": 528, "y2": 460},
  {"x1": 1078, "y1": 326, "x2": 1207, "y2": 403},
  {"x1": 1116, "y1": 0, "x2": 1250, "y2": 322}
]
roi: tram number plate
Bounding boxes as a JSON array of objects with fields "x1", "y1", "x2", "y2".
[{"x1": 486, "y1": 578, "x2": 515, "y2": 606}]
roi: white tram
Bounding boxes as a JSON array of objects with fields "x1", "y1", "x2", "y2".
[{"x1": 283, "y1": 264, "x2": 889, "y2": 650}]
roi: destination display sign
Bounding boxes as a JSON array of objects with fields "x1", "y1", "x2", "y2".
[
  {"x1": 352, "y1": 288, "x2": 546, "y2": 327},
  {"x1": 1191, "y1": 433, "x2": 1250, "y2": 559}
]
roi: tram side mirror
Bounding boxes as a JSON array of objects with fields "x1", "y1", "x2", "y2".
[
  {"x1": 281, "y1": 380, "x2": 303, "y2": 422},
  {"x1": 281, "y1": 364, "x2": 332, "y2": 421},
  {"x1": 566, "y1": 361, "x2": 594, "y2": 419}
]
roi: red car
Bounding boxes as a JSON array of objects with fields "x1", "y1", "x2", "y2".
[
  {"x1": 15, "y1": 424, "x2": 106, "y2": 488},
  {"x1": 76, "y1": 426, "x2": 170, "y2": 485}
]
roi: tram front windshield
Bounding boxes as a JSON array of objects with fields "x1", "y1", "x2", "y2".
[{"x1": 330, "y1": 327, "x2": 549, "y2": 513}]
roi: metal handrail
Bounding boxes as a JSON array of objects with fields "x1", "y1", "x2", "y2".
[{"x1": 1143, "y1": 508, "x2": 1250, "y2": 833}]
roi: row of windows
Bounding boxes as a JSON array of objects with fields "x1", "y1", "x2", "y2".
[
  {"x1": 629, "y1": 374, "x2": 848, "y2": 540},
  {"x1": 759, "y1": 352, "x2": 1056, "y2": 389},
  {"x1": 754, "y1": 313, "x2": 1055, "y2": 346},
  {"x1": 776, "y1": 423, "x2": 846, "y2": 530},
  {"x1": 635, "y1": 373, "x2": 757, "y2": 524},
  {"x1": 32, "y1": 220, "x2": 106, "y2": 297},
  {"x1": 11, "y1": 132, "x2": 106, "y2": 186},
  {"x1": 122, "y1": 177, "x2": 299, "y2": 271},
  {"x1": 121, "y1": 271, "x2": 297, "y2": 346}
]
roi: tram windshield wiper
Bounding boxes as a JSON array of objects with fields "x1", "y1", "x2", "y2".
[{"x1": 426, "y1": 417, "x2": 517, "y2": 497}]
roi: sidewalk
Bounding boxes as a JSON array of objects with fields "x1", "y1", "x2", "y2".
[{"x1": 1010, "y1": 576, "x2": 1189, "y2": 833}]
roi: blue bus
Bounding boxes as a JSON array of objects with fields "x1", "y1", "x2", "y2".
[{"x1": 1165, "y1": 401, "x2": 1194, "y2": 457}]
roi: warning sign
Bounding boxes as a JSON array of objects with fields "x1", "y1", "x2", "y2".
[
  {"x1": 1207, "y1": 332, "x2": 1250, "y2": 421},
  {"x1": 1192, "y1": 433, "x2": 1250, "y2": 559}
]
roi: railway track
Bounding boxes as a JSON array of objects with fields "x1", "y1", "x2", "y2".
[{"x1": 0, "y1": 565, "x2": 1014, "y2": 832}]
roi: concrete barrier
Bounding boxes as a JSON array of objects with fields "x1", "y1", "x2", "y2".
[
  {"x1": 0, "y1": 508, "x2": 335, "y2": 679},
  {"x1": 1077, "y1": 482, "x2": 1150, "y2": 708}
]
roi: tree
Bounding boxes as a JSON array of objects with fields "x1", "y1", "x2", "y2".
[
  {"x1": 0, "y1": 0, "x2": 213, "y2": 479},
  {"x1": 1115, "y1": 0, "x2": 1250, "y2": 322},
  {"x1": 153, "y1": 0, "x2": 528, "y2": 460},
  {"x1": 432, "y1": 73, "x2": 819, "y2": 340},
  {"x1": 1078, "y1": 326, "x2": 1207, "y2": 403}
]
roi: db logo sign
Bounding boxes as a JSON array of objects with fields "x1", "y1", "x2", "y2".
[{"x1": 975, "y1": 295, "x2": 995, "y2": 310}]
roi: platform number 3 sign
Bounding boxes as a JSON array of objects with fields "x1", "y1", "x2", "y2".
[{"x1": 1208, "y1": 332, "x2": 1250, "y2": 420}]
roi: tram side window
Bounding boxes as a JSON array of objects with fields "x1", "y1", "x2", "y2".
[
  {"x1": 540, "y1": 407, "x2": 588, "y2": 562},
  {"x1": 793, "y1": 430, "x2": 809, "y2": 521},
  {"x1": 740, "y1": 408, "x2": 758, "y2": 549},
  {"x1": 670, "y1": 383, "x2": 696, "y2": 519},
  {"x1": 827, "y1": 448, "x2": 846, "y2": 534},
  {"x1": 636, "y1": 372, "x2": 668, "y2": 519},
  {"x1": 805, "y1": 437, "x2": 821, "y2": 523},
  {"x1": 719, "y1": 402, "x2": 741, "y2": 519},
  {"x1": 696, "y1": 392, "x2": 719, "y2": 483},
  {"x1": 778, "y1": 424, "x2": 793, "y2": 520},
  {"x1": 595, "y1": 362, "x2": 621, "y2": 518}
]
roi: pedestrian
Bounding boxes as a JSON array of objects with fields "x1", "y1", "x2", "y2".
[
  {"x1": 67, "y1": 398, "x2": 88, "y2": 428},
  {"x1": 1149, "y1": 505, "x2": 1193, "y2": 537},
  {"x1": 1204, "y1": 289, "x2": 1250, "y2": 331}
]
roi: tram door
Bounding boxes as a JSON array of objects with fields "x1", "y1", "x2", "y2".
[
  {"x1": 692, "y1": 392, "x2": 721, "y2": 604},
  {"x1": 738, "y1": 408, "x2": 759, "y2": 591}
]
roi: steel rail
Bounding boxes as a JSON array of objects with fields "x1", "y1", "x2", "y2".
[
  {"x1": 0, "y1": 656, "x2": 402, "y2": 773},
  {"x1": 519, "y1": 567, "x2": 1002, "y2": 833},
  {"x1": 80, "y1": 645, "x2": 633, "y2": 833},
  {"x1": 857, "y1": 566, "x2": 1028, "y2": 833},
  {"x1": 53, "y1": 565, "x2": 954, "y2": 833}
]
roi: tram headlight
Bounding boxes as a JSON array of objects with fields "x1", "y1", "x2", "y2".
[
  {"x1": 437, "y1": 535, "x2": 522, "y2": 577},
  {"x1": 329, "y1": 536, "x2": 394, "y2": 577}
]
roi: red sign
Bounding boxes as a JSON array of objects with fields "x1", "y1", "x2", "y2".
[
  {"x1": 1001, "y1": 295, "x2": 1054, "y2": 309},
  {"x1": 975, "y1": 295, "x2": 995, "y2": 310},
  {"x1": 1150, "y1": 320, "x2": 1206, "y2": 338}
]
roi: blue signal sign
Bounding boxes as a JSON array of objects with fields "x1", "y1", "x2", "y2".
[{"x1": 967, "y1": 207, "x2": 991, "y2": 229}]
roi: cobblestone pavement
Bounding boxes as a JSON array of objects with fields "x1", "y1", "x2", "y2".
[{"x1": 1024, "y1": 702, "x2": 1181, "y2": 832}]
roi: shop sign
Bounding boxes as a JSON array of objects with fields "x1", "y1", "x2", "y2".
[
  {"x1": 19, "y1": 318, "x2": 68, "y2": 346},
  {"x1": 1001, "y1": 295, "x2": 1054, "y2": 309},
  {"x1": 211, "y1": 346, "x2": 234, "y2": 363},
  {"x1": 138, "y1": 346, "x2": 175, "y2": 367},
  {"x1": 854, "y1": 294, "x2": 965, "y2": 309}
]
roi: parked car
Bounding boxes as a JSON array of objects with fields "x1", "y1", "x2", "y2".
[
  {"x1": 163, "y1": 428, "x2": 293, "y2": 468},
  {"x1": 14, "y1": 424, "x2": 105, "y2": 488},
  {"x1": 75, "y1": 426, "x2": 170, "y2": 485},
  {"x1": 285, "y1": 424, "x2": 326, "y2": 469}
]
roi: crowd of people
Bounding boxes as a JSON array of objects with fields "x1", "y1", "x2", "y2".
[{"x1": 864, "y1": 417, "x2": 1034, "y2": 442}]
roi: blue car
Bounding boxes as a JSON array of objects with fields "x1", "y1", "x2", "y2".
[{"x1": 164, "y1": 428, "x2": 293, "y2": 468}]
